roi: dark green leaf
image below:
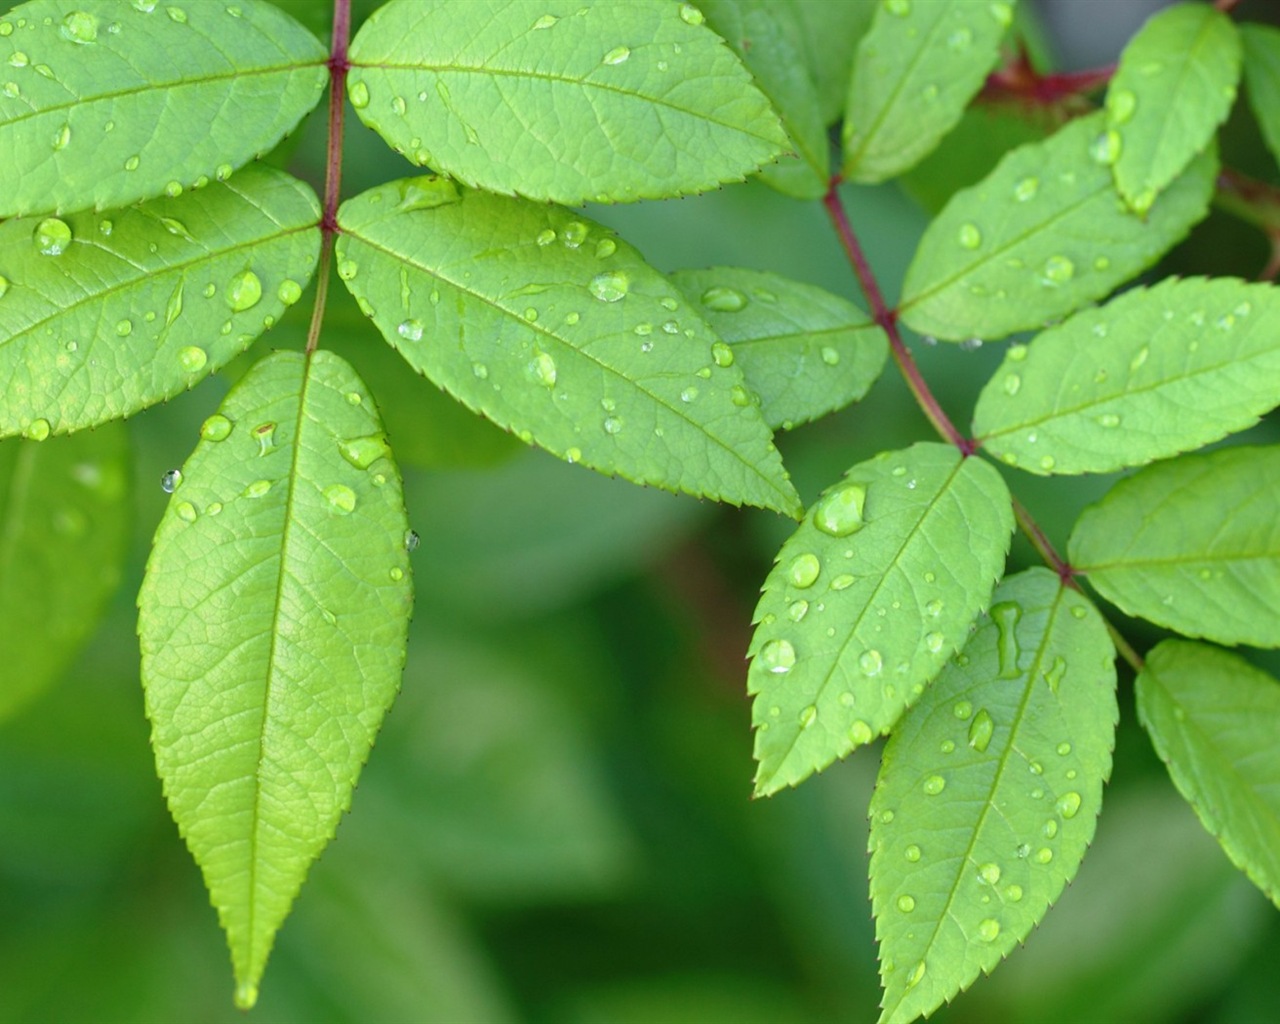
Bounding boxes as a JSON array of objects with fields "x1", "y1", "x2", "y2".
[{"x1": 1242, "y1": 24, "x2": 1280, "y2": 174}]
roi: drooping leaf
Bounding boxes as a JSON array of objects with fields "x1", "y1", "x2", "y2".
[
  {"x1": 871, "y1": 568, "x2": 1117, "y2": 1024},
  {"x1": 137, "y1": 350, "x2": 413, "y2": 1008},
  {"x1": 0, "y1": 0, "x2": 326, "y2": 219},
  {"x1": 973, "y1": 278, "x2": 1280, "y2": 475},
  {"x1": 1105, "y1": 3, "x2": 1240, "y2": 215},
  {"x1": 345, "y1": 0, "x2": 788, "y2": 205},
  {"x1": 336, "y1": 177, "x2": 801, "y2": 517},
  {"x1": 668, "y1": 266, "x2": 888, "y2": 430},
  {"x1": 749, "y1": 443, "x2": 1014, "y2": 796},
  {"x1": 1070, "y1": 445, "x2": 1280, "y2": 648},
  {"x1": 1242, "y1": 24, "x2": 1280, "y2": 174},
  {"x1": 699, "y1": 0, "x2": 829, "y2": 200},
  {"x1": 1137, "y1": 640, "x2": 1280, "y2": 910},
  {"x1": 792, "y1": 0, "x2": 875, "y2": 125},
  {"x1": 840, "y1": 0, "x2": 1015, "y2": 184},
  {"x1": 0, "y1": 424, "x2": 129, "y2": 721},
  {"x1": 898, "y1": 112, "x2": 1216, "y2": 342},
  {"x1": 0, "y1": 165, "x2": 321, "y2": 439}
]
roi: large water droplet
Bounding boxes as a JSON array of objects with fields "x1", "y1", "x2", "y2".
[
  {"x1": 349, "y1": 80, "x2": 370, "y2": 108},
  {"x1": 897, "y1": 894, "x2": 916, "y2": 913},
  {"x1": 227, "y1": 269, "x2": 262, "y2": 312},
  {"x1": 1042, "y1": 255, "x2": 1075, "y2": 285},
  {"x1": 968, "y1": 708, "x2": 995, "y2": 752},
  {"x1": 758, "y1": 638, "x2": 796, "y2": 675},
  {"x1": 277, "y1": 279, "x2": 302, "y2": 306},
  {"x1": 1057, "y1": 791, "x2": 1082, "y2": 819},
  {"x1": 859, "y1": 649, "x2": 883, "y2": 676},
  {"x1": 922, "y1": 775, "x2": 946, "y2": 795},
  {"x1": 814, "y1": 483, "x2": 866, "y2": 537},
  {"x1": 700, "y1": 286, "x2": 748, "y2": 312},
  {"x1": 160, "y1": 468, "x2": 182, "y2": 493},
  {"x1": 679, "y1": 2, "x2": 704, "y2": 24},
  {"x1": 958, "y1": 223, "x2": 982, "y2": 249},
  {"x1": 978, "y1": 862, "x2": 1001, "y2": 885},
  {"x1": 178, "y1": 346, "x2": 207, "y2": 373},
  {"x1": 338, "y1": 435, "x2": 389, "y2": 470},
  {"x1": 60, "y1": 10, "x2": 100, "y2": 42},
  {"x1": 978, "y1": 918, "x2": 1000, "y2": 942},
  {"x1": 562, "y1": 221, "x2": 588, "y2": 248},
  {"x1": 201, "y1": 414, "x2": 232, "y2": 441},
  {"x1": 991, "y1": 602, "x2": 1022, "y2": 678},
  {"x1": 602, "y1": 45, "x2": 630, "y2": 65},
  {"x1": 397, "y1": 319, "x2": 424, "y2": 342},
  {"x1": 589, "y1": 270, "x2": 629, "y2": 302},
  {"x1": 529, "y1": 350, "x2": 557, "y2": 388},
  {"x1": 787, "y1": 552, "x2": 821, "y2": 588},
  {"x1": 323, "y1": 483, "x2": 357, "y2": 515},
  {"x1": 35, "y1": 218, "x2": 72, "y2": 256}
]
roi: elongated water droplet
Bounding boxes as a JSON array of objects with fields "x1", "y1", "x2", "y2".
[
  {"x1": 700, "y1": 286, "x2": 748, "y2": 312},
  {"x1": 594, "y1": 237, "x2": 617, "y2": 258},
  {"x1": 251, "y1": 421, "x2": 276, "y2": 456},
  {"x1": 201, "y1": 414, "x2": 232, "y2": 441},
  {"x1": 814, "y1": 483, "x2": 866, "y2": 537},
  {"x1": 245, "y1": 479, "x2": 272, "y2": 499},
  {"x1": 160, "y1": 468, "x2": 182, "y2": 493},
  {"x1": 968, "y1": 708, "x2": 995, "y2": 752},
  {"x1": 991, "y1": 602, "x2": 1022, "y2": 678},
  {"x1": 35, "y1": 218, "x2": 72, "y2": 256},
  {"x1": 323, "y1": 483, "x2": 357, "y2": 515},
  {"x1": 602, "y1": 45, "x2": 630, "y2": 65},
  {"x1": 679, "y1": 2, "x2": 704, "y2": 24},
  {"x1": 227, "y1": 269, "x2": 262, "y2": 312},
  {"x1": 349, "y1": 81, "x2": 370, "y2": 108},
  {"x1": 1057, "y1": 791, "x2": 1082, "y2": 819},
  {"x1": 529, "y1": 351, "x2": 557, "y2": 388},
  {"x1": 338, "y1": 434, "x2": 389, "y2": 470},
  {"x1": 758, "y1": 638, "x2": 796, "y2": 675}
]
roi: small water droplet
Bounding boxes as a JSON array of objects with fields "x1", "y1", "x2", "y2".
[
  {"x1": 34, "y1": 218, "x2": 72, "y2": 256},
  {"x1": 758, "y1": 638, "x2": 796, "y2": 675},
  {"x1": 886, "y1": 0, "x2": 910, "y2": 15},
  {"x1": 602, "y1": 416, "x2": 623, "y2": 435},
  {"x1": 958, "y1": 222, "x2": 982, "y2": 249},
  {"x1": 821, "y1": 346, "x2": 840, "y2": 366},
  {"x1": 978, "y1": 918, "x2": 1000, "y2": 942},
  {"x1": 589, "y1": 270, "x2": 629, "y2": 302},
  {"x1": 1057, "y1": 791, "x2": 1082, "y2": 819},
  {"x1": 1041, "y1": 255, "x2": 1075, "y2": 285},
  {"x1": 905, "y1": 845, "x2": 922, "y2": 863},
  {"x1": 799, "y1": 705, "x2": 818, "y2": 729},
  {"x1": 175, "y1": 501, "x2": 197, "y2": 522},
  {"x1": 323, "y1": 483, "x2": 357, "y2": 515},
  {"x1": 706, "y1": 341, "x2": 736, "y2": 369},
  {"x1": 602, "y1": 45, "x2": 630, "y2": 65},
  {"x1": 227, "y1": 269, "x2": 262, "y2": 312},
  {"x1": 178, "y1": 346, "x2": 207, "y2": 373},
  {"x1": 978, "y1": 862, "x2": 1001, "y2": 885},
  {"x1": 787, "y1": 600, "x2": 809, "y2": 623},
  {"x1": 391, "y1": 94, "x2": 406, "y2": 115},
  {"x1": 1130, "y1": 345, "x2": 1149, "y2": 372},
  {"x1": 700, "y1": 286, "x2": 748, "y2": 312},
  {"x1": 529, "y1": 350, "x2": 557, "y2": 388},
  {"x1": 680, "y1": 385, "x2": 698, "y2": 403},
  {"x1": 201, "y1": 414, "x2": 232, "y2": 441},
  {"x1": 853, "y1": 649, "x2": 880, "y2": 677},
  {"x1": 112, "y1": 318, "x2": 132, "y2": 337},
  {"x1": 968, "y1": 709, "x2": 995, "y2": 752},
  {"x1": 1090, "y1": 129, "x2": 1122, "y2": 166},
  {"x1": 396, "y1": 319, "x2": 424, "y2": 343},
  {"x1": 1107, "y1": 88, "x2": 1136, "y2": 124},
  {"x1": 1043, "y1": 818, "x2": 1059, "y2": 839},
  {"x1": 1097, "y1": 412, "x2": 1121, "y2": 428},
  {"x1": 562, "y1": 221, "x2": 588, "y2": 248},
  {"x1": 678, "y1": 2, "x2": 704, "y2": 24},
  {"x1": 160, "y1": 468, "x2": 182, "y2": 493},
  {"x1": 337, "y1": 435, "x2": 389, "y2": 470},
  {"x1": 661, "y1": 320, "x2": 679, "y2": 334},
  {"x1": 813, "y1": 483, "x2": 866, "y2": 537},
  {"x1": 277, "y1": 279, "x2": 302, "y2": 306},
  {"x1": 849, "y1": 720, "x2": 874, "y2": 745},
  {"x1": 166, "y1": 6, "x2": 187, "y2": 23},
  {"x1": 947, "y1": 26, "x2": 972, "y2": 50},
  {"x1": 1043, "y1": 655, "x2": 1066, "y2": 694},
  {"x1": 991, "y1": 602, "x2": 1022, "y2": 678},
  {"x1": 52, "y1": 122, "x2": 71, "y2": 150},
  {"x1": 349, "y1": 80, "x2": 370, "y2": 108},
  {"x1": 245, "y1": 479, "x2": 272, "y2": 499},
  {"x1": 389, "y1": 567, "x2": 404, "y2": 581},
  {"x1": 1035, "y1": 847, "x2": 1053, "y2": 864},
  {"x1": 1002, "y1": 373, "x2": 1022, "y2": 396},
  {"x1": 896, "y1": 894, "x2": 916, "y2": 913},
  {"x1": 787, "y1": 552, "x2": 821, "y2": 588},
  {"x1": 1004, "y1": 883, "x2": 1023, "y2": 902},
  {"x1": 953, "y1": 700, "x2": 972, "y2": 720},
  {"x1": 922, "y1": 775, "x2": 946, "y2": 796}
]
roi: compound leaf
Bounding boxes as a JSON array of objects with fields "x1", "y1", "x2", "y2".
[
  {"x1": 0, "y1": 165, "x2": 320, "y2": 440},
  {"x1": 0, "y1": 423, "x2": 129, "y2": 721},
  {"x1": 974, "y1": 278, "x2": 1280, "y2": 475},
  {"x1": 336, "y1": 177, "x2": 800, "y2": 517},
  {"x1": 137, "y1": 350, "x2": 413, "y2": 1008},
  {"x1": 700, "y1": 0, "x2": 829, "y2": 200},
  {"x1": 841, "y1": 0, "x2": 1014, "y2": 184},
  {"x1": 1137, "y1": 640, "x2": 1280, "y2": 910},
  {"x1": 1105, "y1": 3, "x2": 1240, "y2": 215},
  {"x1": 899, "y1": 112, "x2": 1216, "y2": 342},
  {"x1": 1242, "y1": 24, "x2": 1280, "y2": 174},
  {"x1": 871, "y1": 569, "x2": 1117, "y2": 1024},
  {"x1": 0, "y1": 0, "x2": 326, "y2": 219},
  {"x1": 346, "y1": 0, "x2": 788, "y2": 205},
  {"x1": 749, "y1": 443, "x2": 1014, "y2": 796},
  {"x1": 1070, "y1": 445, "x2": 1280, "y2": 648},
  {"x1": 669, "y1": 266, "x2": 888, "y2": 430}
]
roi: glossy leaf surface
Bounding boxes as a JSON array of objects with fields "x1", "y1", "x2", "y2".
[
  {"x1": 1137, "y1": 640, "x2": 1280, "y2": 910},
  {"x1": 0, "y1": 0, "x2": 326, "y2": 218},
  {"x1": 973, "y1": 278, "x2": 1280, "y2": 475},
  {"x1": 841, "y1": 0, "x2": 1014, "y2": 183},
  {"x1": 669, "y1": 266, "x2": 888, "y2": 430},
  {"x1": 749, "y1": 443, "x2": 1014, "y2": 796},
  {"x1": 0, "y1": 424, "x2": 128, "y2": 721},
  {"x1": 346, "y1": 0, "x2": 788, "y2": 204},
  {"x1": 1106, "y1": 3, "x2": 1240, "y2": 214},
  {"x1": 1242, "y1": 24, "x2": 1280, "y2": 173},
  {"x1": 0, "y1": 165, "x2": 321, "y2": 439},
  {"x1": 871, "y1": 569, "x2": 1117, "y2": 1024},
  {"x1": 1070, "y1": 445, "x2": 1280, "y2": 648},
  {"x1": 899, "y1": 112, "x2": 1216, "y2": 342},
  {"x1": 137, "y1": 350, "x2": 413, "y2": 1008},
  {"x1": 336, "y1": 178, "x2": 800, "y2": 516}
]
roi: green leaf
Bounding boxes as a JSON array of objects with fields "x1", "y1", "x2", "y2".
[
  {"x1": 973, "y1": 278, "x2": 1280, "y2": 475},
  {"x1": 898, "y1": 112, "x2": 1216, "y2": 342},
  {"x1": 1137, "y1": 640, "x2": 1280, "y2": 910},
  {"x1": 137, "y1": 349, "x2": 413, "y2": 1008},
  {"x1": 1069, "y1": 445, "x2": 1280, "y2": 648},
  {"x1": 871, "y1": 568, "x2": 1117, "y2": 1024},
  {"x1": 699, "y1": 1, "x2": 829, "y2": 200},
  {"x1": 1242, "y1": 24, "x2": 1280, "y2": 174},
  {"x1": 792, "y1": 0, "x2": 875, "y2": 125},
  {"x1": 840, "y1": 0, "x2": 1014, "y2": 184},
  {"x1": 335, "y1": 177, "x2": 801, "y2": 517},
  {"x1": 1105, "y1": 3, "x2": 1241, "y2": 215},
  {"x1": 749, "y1": 442, "x2": 1014, "y2": 796},
  {"x1": 0, "y1": 424, "x2": 129, "y2": 721},
  {"x1": 0, "y1": 0, "x2": 326, "y2": 219},
  {"x1": 668, "y1": 266, "x2": 889, "y2": 430},
  {"x1": 346, "y1": 0, "x2": 788, "y2": 205},
  {"x1": 0, "y1": 165, "x2": 322, "y2": 439}
]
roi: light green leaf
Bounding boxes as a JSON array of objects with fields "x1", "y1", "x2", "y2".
[
  {"x1": 973, "y1": 278, "x2": 1280, "y2": 475},
  {"x1": 871, "y1": 568, "x2": 1117, "y2": 1024},
  {"x1": 792, "y1": 0, "x2": 875, "y2": 125},
  {"x1": 1137, "y1": 640, "x2": 1280, "y2": 910},
  {"x1": 898, "y1": 112, "x2": 1216, "y2": 342},
  {"x1": 1242, "y1": 24, "x2": 1280, "y2": 174},
  {"x1": 669, "y1": 266, "x2": 888, "y2": 430},
  {"x1": 749, "y1": 442, "x2": 1014, "y2": 796},
  {"x1": 336, "y1": 177, "x2": 801, "y2": 517},
  {"x1": 0, "y1": 0, "x2": 326, "y2": 219},
  {"x1": 346, "y1": 0, "x2": 788, "y2": 205},
  {"x1": 0, "y1": 424, "x2": 128, "y2": 721},
  {"x1": 1105, "y1": 3, "x2": 1240, "y2": 215},
  {"x1": 137, "y1": 350, "x2": 413, "y2": 1008},
  {"x1": 699, "y1": 0, "x2": 829, "y2": 200},
  {"x1": 841, "y1": 0, "x2": 1014, "y2": 184},
  {"x1": 1070, "y1": 445, "x2": 1280, "y2": 648},
  {"x1": 0, "y1": 165, "x2": 321, "y2": 439}
]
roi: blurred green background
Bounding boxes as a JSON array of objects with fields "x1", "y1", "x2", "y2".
[{"x1": 2, "y1": 1, "x2": 1279, "y2": 1021}]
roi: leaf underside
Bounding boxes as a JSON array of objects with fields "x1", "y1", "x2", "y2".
[
  {"x1": 335, "y1": 177, "x2": 800, "y2": 517},
  {"x1": 871, "y1": 568, "x2": 1117, "y2": 1024},
  {"x1": 750, "y1": 443, "x2": 1014, "y2": 796},
  {"x1": 137, "y1": 350, "x2": 413, "y2": 1008}
]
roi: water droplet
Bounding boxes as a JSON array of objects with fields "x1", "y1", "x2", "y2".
[
  {"x1": 397, "y1": 319, "x2": 424, "y2": 343},
  {"x1": 787, "y1": 552, "x2": 821, "y2": 588},
  {"x1": 1096, "y1": 412, "x2": 1121, "y2": 428},
  {"x1": 926, "y1": 598, "x2": 944, "y2": 618},
  {"x1": 34, "y1": 218, "x2": 72, "y2": 256},
  {"x1": 1042, "y1": 255, "x2": 1075, "y2": 285},
  {"x1": 991, "y1": 602, "x2": 1022, "y2": 678},
  {"x1": 391, "y1": 94, "x2": 406, "y2": 115},
  {"x1": 787, "y1": 600, "x2": 809, "y2": 623},
  {"x1": 251, "y1": 421, "x2": 276, "y2": 456},
  {"x1": 1107, "y1": 88, "x2": 1136, "y2": 124},
  {"x1": 349, "y1": 81, "x2": 370, "y2": 108},
  {"x1": 1090, "y1": 129, "x2": 1122, "y2": 166},
  {"x1": 978, "y1": 918, "x2": 1000, "y2": 942},
  {"x1": 955, "y1": 221, "x2": 983, "y2": 250},
  {"x1": 164, "y1": 180, "x2": 183, "y2": 198},
  {"x1": 813, "y1": 483, "x2": 866, "y2": 537},
  {"x1": 1035, "y1": 847, "x2": 1053, "y2": 864},
  {"x1": 159, "y1": 469, "x2": 183, "y2": 494},
  {"x1": 178, "y1": 346, "x2": 207, "y2": 373},
  {"x1": 337, "y1": 435, "x2": 389, "y2": 470},
  {"x1": 602, "y1": 416, "x2": 624, "y2": 435},
  {"x1": 680, "y1": 385, "x2": 698, "y2": 403},
  {"x1": 978, "y1": 862, "x2": 1001, "y2": 885},
  {"x1": 844, "y1": 719, "x2": 871, "y2": 745},
  {"x1": 529, "y1": 350, "x2": 557, "y2": 388},
  {"x1": 593, "y1": 237, "x2": 617, "y2": 259},
  {"x1": 602, "y1": 45, "x2": 630, "y2": 65},
  {"x1": 589, "y1": 270, "x2": 629, "y2": 302},
  {"x1": 965, "y1": 708, "x2": 995, "y2": 752},
  {"x1": 897, "y1": 894, "x2": 916, "y2": 913},
  {"x1": 1043, "y1": 818, "x2": 1059, "y2": 839},
  {"x1": 703, "y1": 341, "x2": 736, "y2": 370},
  {"x1": 906, "y1": 960, "x2": 926, "y2": 989},
  {"x1": 1130, "y1": 345, "x2": 1149, "y2": 372},
  {"x1": 758, "y1": 638, "x2": 796, "y2": 675},
  {"x1": 175, "y1": 501, "x2": 197, "y2": 522},
  {"x1": 661, "y1": 320, "x2": 679, "y2": 334},
  {"x1": 227, "y1": 269, "x2": 262, "y2": 312},
  {"x1": 953, "y1": 700, "x2": 972, "y2": 720},
  {"x1": 243, "y1": 479, "x2": 271, "y2": 499},
  {"x1": 947, "y1": 26, "x2": 972, "y2": 50},
  {"x1": 1002, "y1": 373, "x2": 1021, "y2": 396},
  {"x1": 859, "y1": 649, "x2": 883, "y2": 676},
  {"x1": 700, "y1": 286, "x2": 748, "y2": 312},
  {"x1": 1057, "y1": 791, "x2": 1082, "y2": 819},
  {"x1": 277, "y1": 279, "x2": 302, "y2": 306},
  {"x1": 323, "y1": 483, "x2": 356, "y2": 515},
  {"x1": 922, "y1": 775, "x2": 946, "y2": 796},
  {"x1": 821, "y1": 346, "x2": 841, "y2": 366},
  {"x1": 7, "y1": 51, "x2": 27, "y2": 68},
  {"x1": 1043, "y1": 655, "x2": 1066, "y2": 694},
  {"x1": 562, "y1": 221, "x2": 588, "y2": 248},
  {"x1": 905, "y1": 845, "x2": 922, "y2": 863},
  {"x1": 1039, "y1": 454, "x2": 1056, "y2": 471},
  {"x1": 799, "y1": 705, "x2": 818, "y2": 729},
  {"x1": 1006, "y1": 344, "x2": 1028, "y2": 363},
  {"x1": 679, "y1": 2, "x2": 704, "y2": 24},
  {"x1": 166, "y1": 6, "x2": 187, "y2": 23},
  {"x1": 389, "y1": 567, "x2": 404, "y2": 581},
  {"x1": 828, "y1": 573, "x2": 854, "y2": 592},
  {"x1": 52, "y1": 123, "x2": 71, "y2": 150},
  {"x1": 886, "y1": 0, "x2": 910, "y2": 15},
  {"x1": 215, "y1": 162, "x2": 233, "y2": 181},
  {"x1": 0, "y1": 23, "x2": 10, "y2": 36},
  {"x1": 201, "y1": 414, "x2": 232, "y2": 441}
]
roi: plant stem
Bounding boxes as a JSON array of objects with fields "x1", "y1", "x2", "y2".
[{"x1": 306, "y1": 0, "x2": 352, "y2": 356}]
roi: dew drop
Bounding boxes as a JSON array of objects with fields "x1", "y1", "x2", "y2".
[
  {"x1": 978, "y1": 862, "x2": 1001, "y2": 885},
  {"x1": 926, "y1": 598, "x2": 944, "y2": 617},
  {"x1": 958, "y1": 222, "x2": 982, "y2": 249},
  {"x1": 1043, "y1": 819, "x2": 1059, "y2": 839},
  {"x1": 978, "y1": 918, "x2": 1000, "y2": 942},
  {"x1": 221, "y1": 269, "x2": 262, "y2": 313},
  {"x1": 680, "y1": 386, "x2": 698, "y2": 403},
  {"x1": 389, "y1": 567, "x2": 404, "y2": 581},
  {"x1": 886, "y1": 0, "x2": 910, "y2": 15},
  {"x1": 251, "y1": 421, "x2": 276, "y2": 456},
  {"x1": 1039, "y1": 454, "x2": 1056, "y2": 471},
  {"x1": 967, "y1": 708, "x2": 995, "y2": 752},
  {"x1": 787, "y1": 600, "x2": 809, "y2": 622},
  {"x1": 34, "y1": 218, "x2": 72, "y2": 256},
  {"x1": 52, "y1": 123, "x2": 71, "y2": 150},
  {"x1": 1007, "y1": 343, "x2": 1028, "y2": 362},
  {"x1": 200, "y1": 414, "x2": 232, "y2": 441},
  {"x1": 1130, "y1": 345, "x2": 1149, "y2": 372},
  {"x1": 602, "y1": 416, "x2": 623, "y2": 435},
  {"x1": 349, "y1": 81, "x2": 370, "y2": 108},
  {"x1": 114, "y1": 318, "x2": 132, "y2": 337},
  {"x1": 1042, "y1": 255, "x2": 1075, "y2": 285},
  {"x1": 1090, "y1": 129, "x2": 1122, "y2": 166},
  {"x1": 859, "y1": 649, "x2": 883, "y2": 676},
  {"x1": 758, "y1": 638, "x2": 796, "y2": 675},
  {"x1": 397, "y1": 319, "x2": 424, "y2": 342},
  {"x1": 562, "y1": 221, "x2": 588, "y2": 248},
  {"x1": 1002, "y1": 373, "x2": 1021, "y2": 396},
  {"x1": 679, "y1": 2, "x2": 704, "y2": 24},
  {"x1": 923, "y1": 632, "x2": 944, "y2": 655},
  {"x1": 529, "y1": 350, "x2": 557, "y2": 388},
  {"x1": 799, "y1": 705, "x2": 818, "y2": 729},
  {"x1": 905, "y1": 845, "x2": 922, "y2": 863},
  {"x1": 847, "y1": 720, "x2": 873, "y2": 745},
  {"x1": 602, "y1": 45, "x2": 630, "y2": 65},
  {"x1": 700, "y1": 285, "x2": 748, "y2": 312},
  {"x1": 594, "y1": 237, "x2": 617, "y2": 259},
  {"x1": 830, "y1": 574, "x2": 854, "y2": 591},
  {"x1": 813, "y1": 483, "x2": 866, "y2": 537},
  {"x1": 166, "y1": 6, "x2": 187, "y2": 23},
  {"x1": 323, "y1": 483, "x2": 357, "y2": 515},
  {"x1": 953, "y1": 700, "x2": 972, "y2": 720},
  {"x1": 897, "y1": 894, "x2": 916, "y2": 913},
  {"x1": 1057, "y1": 791, "x2": 1082, "y2": 819},
  {"x1": 175, "y1": 501, "x2": 197, "y2": 522},
  {"x1": 178, "y1": 346, "x2": 207, "y2": 373},
  {"x1": 707, "y1": 341, "x2": 736, "y2": 368},
  {"x1": 787, "y1": 552, "x2": 821, "y2": 588},
  {"x1": 821, "y1": 346, "x2": 840, "y2": 366},
  {"x1": 1004, "y1": 883, "x2": 1023, "y2": 901},
  {"x1": 923, "y1": 775, "x2": 946, "y2": 796},
  {"x1": 1056, "y1": 742, "x2": 1072, "y2": 756},
  {"x1": 1097, "y1": 413, "x2": 1121, "y2": 428},
  {"x1": 245, "y1": 479, "x2": 272, "y2": 499},
  {"x1": 589, "y1": 270, "x2": 630, "y2": 302},
  {"x1": 1035, "y1": 847, "x2": 1053, "y2": 864},
  {"x1": 338, "y1": 435, "x2": 389, "y2": 470},
  {"x1": 277, "y1": 279, "x2": 302, "y2": 306},
  {"x1": 533, "y1": 13, "x2": 557, "y2": 29},
  {"x1": 991, "y1": 602, "x2": 1022, "y2": 678},
  {"x1": 160, "y1": 468, "x2": 182, "y2": 493}
]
